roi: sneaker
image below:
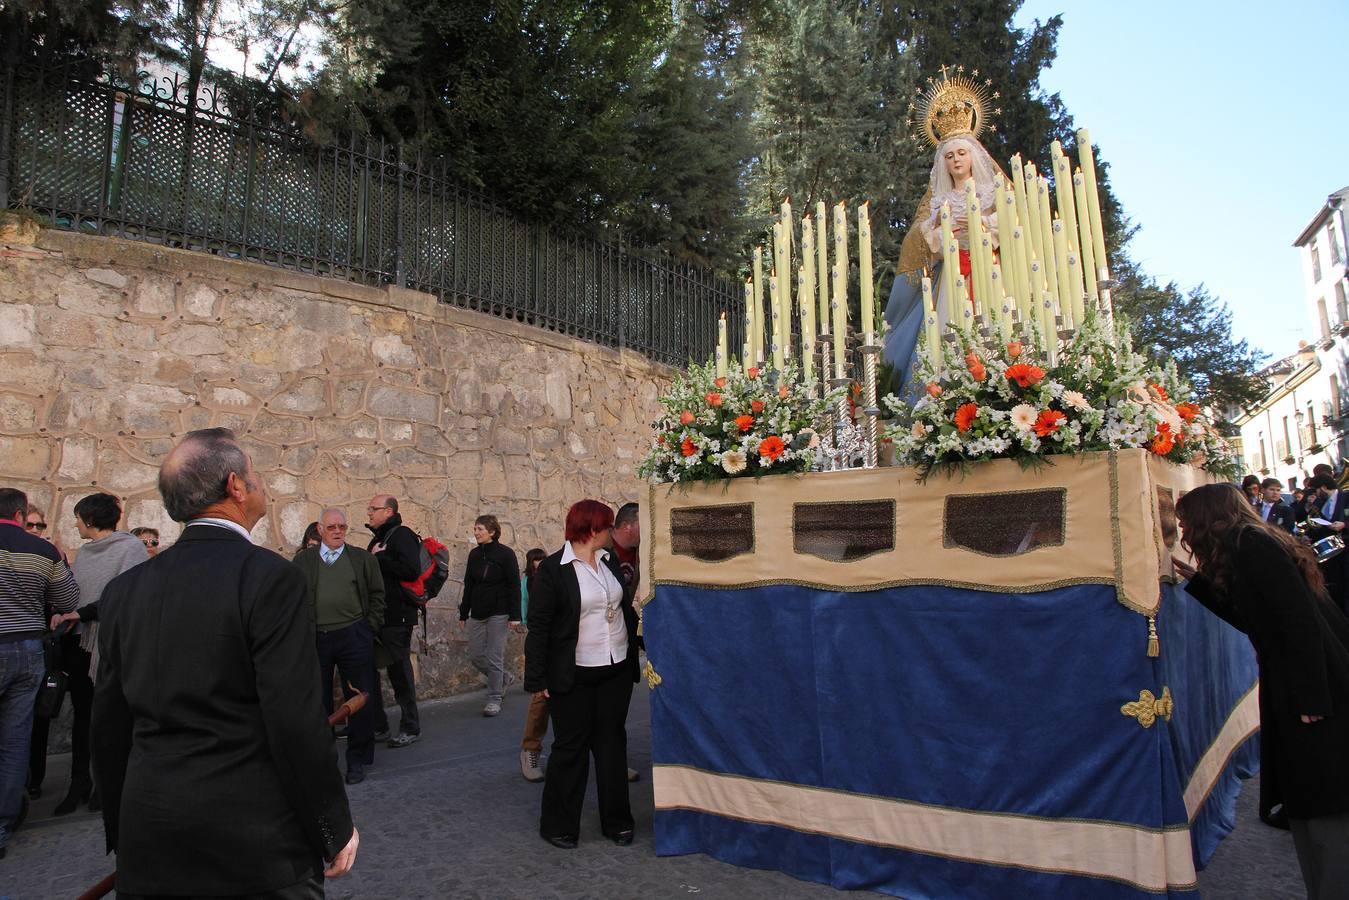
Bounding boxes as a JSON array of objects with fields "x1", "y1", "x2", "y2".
[
  {"x1": 334, "y1": 724, "x2": 350, "y2": 740},
  {"x1": 483, "y1": 700, "x2": 502, "y2": 717},
  {"x1": 373, "y1": 727, "x2": 390, "y2": 742},
  {"x1": 387, "y1": 732, "x2": 419, "y2": 749},
  {"x1": 520, "y1": 750, "x2": 544, "y2": 782}
]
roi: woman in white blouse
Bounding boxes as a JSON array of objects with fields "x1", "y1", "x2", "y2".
[{"x1": 523, "y1": 500, "x2": 640, "y2": 849}]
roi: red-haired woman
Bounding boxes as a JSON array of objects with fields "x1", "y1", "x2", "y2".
[
  {"x1": 1173, "y1": 483, "x2": 1349, "y2": 898},
  {"x1": 524, "y1": 500, "x2": 639, "y2": 849}
]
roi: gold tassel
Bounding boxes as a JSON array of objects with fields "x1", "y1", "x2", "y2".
[{"x1": 1146, "y1": 614, "x2": 1160, "y2": 658}]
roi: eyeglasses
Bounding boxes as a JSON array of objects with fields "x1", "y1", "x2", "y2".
[
  {"x1": 324, "y1": 524, "x2": 349, "y2": 532},
  {"x1": 366, "y1": 506, "x2": 391, "y2": 513},
  {"x1": 25, "y1": 521, "x2": 46, "y2": 531},
  {"x1": 143, "y1": 539, "x2": 160, "y2": 547}
]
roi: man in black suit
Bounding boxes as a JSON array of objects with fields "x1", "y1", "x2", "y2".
[
  {"x1": 92, "y1": 428, "x2": 357, "y2": 898},
  {"x1": 293, "y1": 507, "x2": 384, "y2": 785},
  {"x1": 1305, "y1": 474, "x2": 1349, "y2": 612},
  {"x1": 1256, "y1": 478, "x2": 1297, "y2": 533}
]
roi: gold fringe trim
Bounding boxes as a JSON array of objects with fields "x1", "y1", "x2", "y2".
[
  {"x1": 1121, "y1": 686, "x2": 1173, "y2": 729},
  {"x1": 644, "y1": 660, "x2": 663, "y2": 690},
  {"x1": 1147, "y1": 614, "x2": 1160, "y2": 658}
]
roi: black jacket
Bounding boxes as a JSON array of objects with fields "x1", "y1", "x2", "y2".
[
  {"x1": 523, "y1": 547, "x2": 639, "y2": 696},
  {"x1": 1184, "y1": 526, "x2": 1349, "y2": 819},
  {"x1": 1256, "y1": 500, "x2": 1296, "y2": 534},
  {"x1": 459, "y1": 540, "x2": 521, "y2": 621},
  {"x1": 367, "y1": 514, "x2": 423, "y2": 627},
  {"x1": 91, "y1": 524, "x2": 352, "y2": 895}
]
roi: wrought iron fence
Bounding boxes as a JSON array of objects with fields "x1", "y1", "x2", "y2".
[{"x1": 0, "y1": 58, "x2": 740, "y2": 367}]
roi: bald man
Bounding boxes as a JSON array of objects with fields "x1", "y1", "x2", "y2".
[
  {"x1": 365, "y1": 494, "x2": 423, "y2": 747},
  {"x1": 92, "y1": 428, "x2": 357, "y2": 897}
]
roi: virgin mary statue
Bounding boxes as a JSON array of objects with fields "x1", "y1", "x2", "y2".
[{"x1": 885, "y1": 71, "x2": 1006, "y2": 393}]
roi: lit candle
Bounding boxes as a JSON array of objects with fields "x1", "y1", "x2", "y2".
[
  {"x1": 816, "y1": 201, "x2": 830, "y2": 332},
  {"x1": 1036, "y1": 176, "x2": 1059, "y2": 306},
  {"x1": 753, "y1": 245, "x2": 765, "y2": 363},
  {"x1": 717, "y1": 313, "x2": 728, "y2": 377},
  {"x1": 743, "y1": 280, "x2": 753, "y2": 365},
  {"x1": 963, "y1": 179, "x2": 985, "y2": 318},
  {"x1": 1073, "y1": 171, "x2": 1100, "y2": 308},
  {"x1": 992, "y1": 264, "x2": 1012, "y2": 342},
  {"x1": 922, "y1": 275, "x2": 941, "y2": 374},
  {"x1": 1009, "y1": 226, "x2": 1030, "y2": 324},
  {"x1": 798, "y1": 265, "x2": 813, "y2": 383},
  {"x1": 1051, "y1": 147, "x2": 1079, "y2": 255},
  {"x1": 1075, "y1": 128, "x2": 1110, "y2": 282},
  {"x1": 1065, "y1": 250, "x2": 1085, "y2": 328},
  {"x1": 1023, "y1": 162, "x2": 1044, "y2": 288},
  {"x1": 772, "y1": 222, "x2": 790, "y2": 361},
  {"x1": 832, "y1": 262, "x2": 847, "y2": 379},
  {"x1": 1040, "y1": 290, "x2": 1058, "y2": 366},
  {"x1": 858, "y1": 202, "x2": 874, "y2": 335}
]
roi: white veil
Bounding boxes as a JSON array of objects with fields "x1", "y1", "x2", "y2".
[{"x1": 929, "y1": 136, "x2": 1002, "y2": 210}]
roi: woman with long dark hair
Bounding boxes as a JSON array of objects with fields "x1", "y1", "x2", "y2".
[
  {"x1": 1173, "y1": 482, "x2": 1349, "y2": 898},
  {"x1": 524, "y1": 500, "x2": 639, "y2": 849}
]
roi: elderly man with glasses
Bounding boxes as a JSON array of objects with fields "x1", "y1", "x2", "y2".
[{"x1": 293, "y1": 508, "x2": 385, "y2": 785}]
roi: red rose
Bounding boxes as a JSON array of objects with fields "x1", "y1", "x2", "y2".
[
  {"x1": 1033, "y1": 409, "x2": 1066, "y2": 436},
  {"x1": 747, "y1": 367, "x2": 760, "y2": 379},
  {"x1": 681, "y1": 437, "x2": 698, "y2": 457},
  {"x1": 705, "y1": 391, "x2": 722, "y2": 407},
  {"x1": 735, "y1": 414, "x2": 754, "y2": 432},
  {"x1": 758, "y1": 435, "x2": 786, "y2": 461},
  {"x1": 969, "y1": 362, "x2": 988, "y2": 382},
  {"x1": 954, "y1": 402, "x2": 978, "y2": 433},
  {"x1": 750, "y1": 399, "x2": 766, "y2": 413},
  {"x1": 1005, "y1": 363, "x2": 1046, "y2": 389},
  {"x1": 679, "y1": 410, "x2": 695, "y2": 425},
  {"x1": 1006, "y1": 341, "x2": 1023, "y2": 358}
]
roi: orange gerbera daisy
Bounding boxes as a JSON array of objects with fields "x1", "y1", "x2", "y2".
[
  {"x1": 1150, "y1": 423, "x2": 1175, "y2": 455},
  {"x1": 1033, "y1": 409, "x2": 1066, "y2": 436},
  {"x1": 735, "y1": 414, "x2": 755, "y2": 432},
  {"x1": 705, "y1": 391, "x2": 723, "y2": 407},
  {"x1": 954, "y1": 403, "x2": 978, "y2": 433},
  {"x1": 758, "y1": 435, "x2": 786, "y2": 461},
  {"x1": 1005, "y1": 363, "x2": 1046, "y2": 389},
  {"x1": 750, "y1": 400, "x2": 765, "y2": 413},
  {"x1": 1176, "y1": 402, "x2": 1200, "y2": 421},
  {"x1": 681, "y1": 437, "x2": 698, "y2": 457}
]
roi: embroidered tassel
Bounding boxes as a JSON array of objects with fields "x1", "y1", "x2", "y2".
[{"x1": 1146, "y1": 614, "x2": 1160, "y2": 658}]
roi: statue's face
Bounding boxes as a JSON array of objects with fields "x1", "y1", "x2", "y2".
[{"x1": 943, "y1": 143, "x2": 972, "y2": 181}]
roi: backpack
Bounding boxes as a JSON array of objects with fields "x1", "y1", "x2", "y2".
[{"x1": 399, "y1": 528, "x2": 451, "y2": 608}]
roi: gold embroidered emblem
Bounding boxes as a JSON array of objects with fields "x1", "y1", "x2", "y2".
[
  {"x1": 1121, "y1": 687, "x2": 1174, "y2": 728},
  {"x1": 644, "y1": 660, "x2": 663, "y2": 690}
]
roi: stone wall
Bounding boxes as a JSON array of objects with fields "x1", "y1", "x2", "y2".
[{"x1": 0, "y1": 224, "x2": 671, "y2": 700}]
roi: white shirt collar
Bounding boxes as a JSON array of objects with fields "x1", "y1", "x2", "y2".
[
  {"x1": 320, "y1": 543, "x2": 346, "y2": 562},
  {"x1": 561, "y1": 541, "x2": 609, "y2": 567},
  {"x1": 188, "y1": 517, "x2": 253, "y2": 541}
]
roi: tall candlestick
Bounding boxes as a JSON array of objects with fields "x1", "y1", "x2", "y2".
[
  {"x1": 742, "y1": 280, "x2": 753, "y2": 365},
  {"x1": 798, "y1": 265, "x2": 814, "y2": 383},
  {"x1": 922, "y1": 275, "x2": 941, "y2": 375},
  {"x1": 1052, "y1": 218, "x2": 1073, "y2": 331},
  {"x1": 858, "y1": 202, "x2": 874, "y2": 334},
  {"x1": 963, "y1": 179, "x2": 985, "y2": 319},
  {"x1": 815, "y1": 201, "x2": 830, "y2": 330},
  {"x1": 939, "y1": 202, "x2": 959, "y2": 317},
  {"x1": 1073, "y1": 171, "x2": 1100, "y2": 308},
  {"x1": 1040, "y1": 290, "x2": 1058, "y2": 367},
  {"x1": 717, "y1": 313, "x2": 728, "y2": 377},
  {"x1": 1010, "y1": 157, "x2": 1035, "y2": 293},
  {"x1": 992, "y1": 264, "x2": 1012, "y2": 342},
  {"x1": 1009, "y1": 226, "x2": 1030, "y2": 324},
  {"x1": 1036, "y1": 176, "x2": 1058, "y2": 307},
  {"x1": 772, "y1": 222, "x2": 791, "y2": 361},
  {"x1": 769, "y1": 272, "x2": 784, "y2": 370},
  {"x1": 1052, "y1": 149, "x2": 1079, "y2": 255},
  {"x1": 1065, "y1": 250, "x2": 1085, "y2": 328},
  {"x1": 1023, "y1": 162, "x2": 1045, "y2": 288},
  {"x1": 752, "y1": 246, "x2": 765, "y2": 363},
  {"x1": 832, "y1": 262, "x2": 847, "y2": 379},
  {"x1": 1075, "y1": 129, "x2": 1110, "y2": 282}
]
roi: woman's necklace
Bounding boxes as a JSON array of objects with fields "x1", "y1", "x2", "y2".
[{"x1": 578, "y1": 556, "x2": 620, "y2": 622}]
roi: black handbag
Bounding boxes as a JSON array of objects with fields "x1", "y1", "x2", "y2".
[{"x1": 34, "y1": 633, "x2": 67, "y2": 719}]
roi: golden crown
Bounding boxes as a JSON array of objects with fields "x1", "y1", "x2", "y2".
[{"x1": 907, "y1": 66, "x2": 1001, "y2": 146}]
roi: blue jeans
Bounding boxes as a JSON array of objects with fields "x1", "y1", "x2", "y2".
[{"x1": 0, "y1": 638, "x2": 43, "y2": 847}]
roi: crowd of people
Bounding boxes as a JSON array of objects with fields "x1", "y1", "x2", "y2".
[{"x1": 0, "y1": 427, "x2": 646, "y2": 889}]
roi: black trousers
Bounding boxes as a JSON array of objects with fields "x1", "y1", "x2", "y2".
[
  {"x1": 30, "y1": 633, "x2": 92, "y2": 791},
  {"x1": 317, "y1": 620, "x2": 376, "y2": 768},
  {"x1": 116, "y1": 871, "x2": 323, "y2": 899},
  {"x1": 372, "y1": 625, "x2": 419, "y2": 736},
  {"x1": 540, "y1": 662, "x2": 634, "y2": 838}
]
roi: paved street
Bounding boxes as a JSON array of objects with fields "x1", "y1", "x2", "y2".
[{"x1": 5, "y1": 684, "x2": 1305, "y2": 899}]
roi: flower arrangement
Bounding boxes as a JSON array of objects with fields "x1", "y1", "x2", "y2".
[
  {"x1": 639, "y1": 361, "x2": 841, "y2": 484},
  {"x1": 881, "y1": 312, "x2": 1238, "y2": 480}
]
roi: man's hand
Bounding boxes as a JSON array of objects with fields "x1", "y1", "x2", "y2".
[
  {"x1": 325, "y1": 827, "x2": 359, "y2": 878},
  {"x1": 49, "y1": 611, "x2": 79, "y2": 632},
  {"x1": 509, "y1": 621, "x2": 525, "y2": 634},
  {"x1": 535, "y1": 689, "x2": 549, "y2": 700},
  {"x1": 458, "y1": 619, "x2": 467, "y2": 632},
  {"x1": 370, "y1": 542, "x2": 386, "y2": 554}
]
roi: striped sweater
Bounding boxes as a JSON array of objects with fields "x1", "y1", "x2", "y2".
[{"x1": 0, "y1": 521, "x2": 79, "y2": 637}]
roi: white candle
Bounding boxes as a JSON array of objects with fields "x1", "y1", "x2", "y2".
[
  {"x1": 858, "y1": 202, "x2": 874, "y2": 335},
  {"x1": 717, "y1": 313, "x2": 728, "y2": 377}
]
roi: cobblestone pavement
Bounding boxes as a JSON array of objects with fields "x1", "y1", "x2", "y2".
[{"x1": 4, "y1": 685, "x2": 1305, "y2": 899}]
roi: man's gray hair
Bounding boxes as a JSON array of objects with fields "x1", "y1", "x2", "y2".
[
  {"x1": 320, "y1": 507, "x2": 347, "y2": 522},
  {"x1": 159, "y1": 428, "x2": 251, "y2": 523}
]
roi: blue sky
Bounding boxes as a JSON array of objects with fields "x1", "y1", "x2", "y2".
[{"x1": 1013, "y1": 1, "x2": 1349, "y2": 361}]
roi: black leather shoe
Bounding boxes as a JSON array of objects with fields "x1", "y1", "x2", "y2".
[
  {"x1": 54, "y1": 783, "x2": 91, "y2": 816},
  {"x1": 607, "y1": 829, "x2": 635, "y2": 846},
  {"x1": 345, "y1": 767, "x2": 366, "y2": 785},
  {"x1": 541, "y1": 833, "x2": 578, "y2": 849}
]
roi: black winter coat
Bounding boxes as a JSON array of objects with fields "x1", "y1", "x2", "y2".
[
  {"x1": 459, "y1": 539, "x2": 521, "y2": 621},
  {"x1": 367, "y1": 514, "x2": 423, "y2": 627},
  {"x1": 1184, "y1": 526, "x2": 1349, "y2": 819}
]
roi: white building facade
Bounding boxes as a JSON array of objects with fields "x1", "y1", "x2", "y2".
[{"x1": 1235, "y1": 187, "x2": 1349, "y2": 488}]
